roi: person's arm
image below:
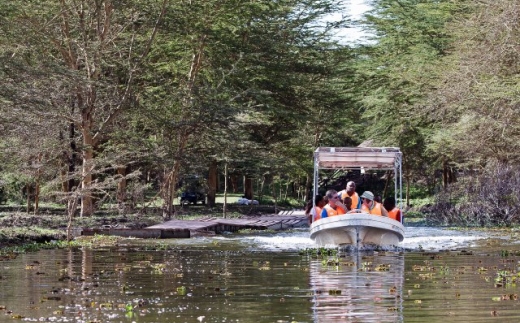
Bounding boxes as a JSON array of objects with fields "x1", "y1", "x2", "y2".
[
  {"x1": 335, "y1": 201, "x2": 347, "y2": 214},
  {"x1": 355, "y1": 196, "x2": 362, "y2": 209},
  {"x1": 381, "y1": 205, "x2": 389, "y2": 217}
]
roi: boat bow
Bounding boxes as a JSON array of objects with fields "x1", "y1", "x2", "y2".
[{"x1": 310, "y1": 213, "x2": 405, "y2": 247}]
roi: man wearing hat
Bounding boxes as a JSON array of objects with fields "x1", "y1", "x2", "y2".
[{"x1": 360, "y1": 191, "x2": 389, "y2": 217}]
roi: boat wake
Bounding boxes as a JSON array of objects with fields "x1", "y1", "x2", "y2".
[{"x1": 210, "y1": 226, "x2": 502, "y2": 253}]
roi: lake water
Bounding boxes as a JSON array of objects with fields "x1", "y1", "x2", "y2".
[{"x1": 1, "y1": 227, "x2": 519, "y2": 322}]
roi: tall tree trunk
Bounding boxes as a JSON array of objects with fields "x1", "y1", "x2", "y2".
[
  {"x1": 61, "y1": 167, "x2": 69, "y2": 193},
  {"x1": 223, "y1": 161, "x2": 228, "y2": 218},
  {"x1": 244, "y1": 176, "x2": 253, "y2": 200},
  {"x1": 305, "y1": 173, "x2": 312, "y2": 202},
  {"x1": 208, "y1": 159, "x2": 217, "y2": 207},
  {"x1": 230, "y1": 174, "x2": 238, "y2": 193},
  {"x1": 161, "y1": 167, "x2": 172, "y2": 215},
  {"x1": 448, "y1": 167, "x2": 457, "y2": 184},
  {"x1": 442, "y1": 159, "x2": 448, "y2": 189},
  {"x1": 161, "y1": 31, "x2": 206, "y2": 218},
  {"x1": 162, "y1": 161, "x2": 180, "y2": 219},
  {"x1": 278, "y1": 175, "x2": 283, "y2": 201},
  {"x1": 117, "y1": 166, "x2": 127, "y2": 205},
  {"x1": 67, "y1": 193, "x2": 79, "y2": 242},
  {"x1": 271, "y1": 179, "x2": 278, "y2": 214},
  {"x1": 382, "y1": 171, "x2": 392, "y2": 199},
  {"x1": 34, "y1": 153, "x2": 42, "y2": 215},
  {"x1": 59, "y1": 130, "x2": 69, "y2": 192},
  {"x1": 68, "y1": 119, "x2": 77, "y2": 193},
  {"x1": 405, "y1": 166, "x2": 411, "y2": 207},
  {"x1": 26, "y1": 183, "x2": 32, "y2": 214},
  {"x1": 162, "y1": 131, "x2": 189, "y2": 218},
  {"x1": 80, "y1": 126, "x2": 94, "y2": 217},
  {"x1": 259, "y1": 174, "x2": 266, "y2": 202}
]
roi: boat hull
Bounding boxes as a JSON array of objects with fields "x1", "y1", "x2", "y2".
[{"x1": 310, "y1": 213, "x2": 405, "y2": 247}]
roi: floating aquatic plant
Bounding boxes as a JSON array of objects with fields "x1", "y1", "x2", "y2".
[
  {"x1": 494, "y1": 270, "x2": 518, "y2": 288},
  {"x1": 322, "y1": 258, "x2": 339, "y2": 266},
  {"x1": 375, "y1": 264, "x2": 391, "y2": 271}
]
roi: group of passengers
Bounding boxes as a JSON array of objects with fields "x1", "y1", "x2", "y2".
[{"x1": 306, "y1": 181, "x2": 402, "y2": 224}]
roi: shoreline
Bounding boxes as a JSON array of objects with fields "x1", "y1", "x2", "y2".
[{"x1": 0, "y1": 204, "x2": 285, "y2": 247}]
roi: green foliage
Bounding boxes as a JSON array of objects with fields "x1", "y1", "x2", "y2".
[
  {"x1": 0, "y1": 172, "x2": 33, "y2": 204},
  {"x1": 406, "y1": 184, "x2": 433, "y2": 200},
  {"x1": 426, "y1": 0, "x2": 520, "y2": 167},
  {"x1": 342, "y1": 0, "x2": 467, "y2": 207},
  {"x1": 0, "y1": 0, "x2": 518, "y2": 223}
]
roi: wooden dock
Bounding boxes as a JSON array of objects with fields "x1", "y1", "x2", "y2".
[{"x1": 82, "y1": 211, "x2": 308, "y2": 239}]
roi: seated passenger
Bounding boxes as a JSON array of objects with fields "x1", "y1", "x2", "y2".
[
  {"x1": 342, "y1": 196, "x2": 352, "y2": 212},
  {"x1": 305, "y1": 195, "x2": 327, "y2": 223},
  {"x1": 360, "y1": 191, "x2": 389, "y2": 217},
  {"x1": 338, "y1": 181, "x2": 362, "y2": 209},
  {"x1": 383, "y1": 197, "x2": 402, "y2": 222},
  {"x1": 320, "y1": 189, "x2": 346, "y2": 218},
  {"x1": 343, "y1": 196, "x2": 364, "y2": 213}
]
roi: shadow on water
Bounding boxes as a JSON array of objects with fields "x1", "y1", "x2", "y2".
[{"x1": 0, "y1": 227, "x2": 520, "y2": 322}]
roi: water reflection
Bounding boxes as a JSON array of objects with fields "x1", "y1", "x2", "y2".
[
  {"x1": 0, "y1": 227, "x2": 519, "y2": 322},
  {"x1": 310, "y1": 252, "x2": 404, "y2": 322},
  {"x1": 0, "y1": 247, "x2": 314, "y2": 323}
]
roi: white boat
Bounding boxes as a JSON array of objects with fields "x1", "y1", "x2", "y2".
[{"x1": 310, "y1": 147, "x2": 405, "y2": 248}]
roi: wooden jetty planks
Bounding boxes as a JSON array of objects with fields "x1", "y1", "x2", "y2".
[
  {"x1": 149, "y1": 215, "x2": 308, "y2": 234},
  {"x1": 81, "y1": 214, "x2": 309, "y2": 239},
  {"x1": 146, "y1": 220, "x2": 219, "y2": 231}
]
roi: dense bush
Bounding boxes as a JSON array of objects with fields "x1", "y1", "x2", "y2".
[
  {"x1": 0, "y1": 173, "x2": 32, "y2": 204},
  {"x1": 426, "y1": 163, "x2": 520, "y2": 226}
]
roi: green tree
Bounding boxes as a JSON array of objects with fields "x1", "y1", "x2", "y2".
[
  {"x1": 350, "y1": 0, "x2": 461, "y2": 200},
  {"x1": 427, "y1": 0, "x2": 520, "y2": 168},
  {"x1": 136, "y1": 0, "x2": 350, "y2": 215},
  {"x1": 0, "y1": 0, "x2": 167, "y2": 216}
]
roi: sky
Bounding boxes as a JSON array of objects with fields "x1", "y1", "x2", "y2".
[{"x1": 329, "y1": 0, "x2": 373, "y2": 44}]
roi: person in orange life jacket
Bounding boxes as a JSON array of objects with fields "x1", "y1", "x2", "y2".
[
  {"x1": 305, "y1": 195, "x2": 327, "y2": 223},
  {"x1": 360, "y1": 191, "x2": 389, "y2": 217},
  {"x1": 383, "y1": 196, "x2": 402, "y2": 222},
  {"x1": 320, "y1": 189, "x2": 347, "y2": 218},
  {"x1": 338, "y1": 181, "x2": 361, "y2": 209}
]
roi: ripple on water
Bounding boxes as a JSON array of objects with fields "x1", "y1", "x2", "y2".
[{"x1": 213, "y1": 227, "x2": 506, "y2": 252}]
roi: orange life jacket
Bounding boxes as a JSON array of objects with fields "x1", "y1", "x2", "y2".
[
  {"x1": 340, "y1": 191, "x2": 360, "y2": 209},
  {"x1": 387, "y1": 208, "x2": 401, "y2": 222},
  {"x1": 322, "y1": 204, "x2": 346, "y2": 218},
  {"x1": 362, "y1": 201, "x2": 383, "y2": 216}
]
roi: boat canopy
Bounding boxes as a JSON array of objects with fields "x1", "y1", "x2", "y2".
[
  {"x1": 313, "y1": 147, "x2": 403, "y2": 211},
  {"x1": 314, "y1": 147, "x2": 402, "y2": 170}
]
